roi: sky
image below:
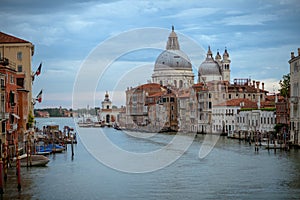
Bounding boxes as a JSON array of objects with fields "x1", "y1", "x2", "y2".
[{"x1": 1, "y1": 0, "x2": 300, "y2": 109}]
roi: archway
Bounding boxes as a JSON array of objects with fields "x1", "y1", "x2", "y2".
[{"x1": 106, "y1": 114, "x2": 110, "y2": 123}]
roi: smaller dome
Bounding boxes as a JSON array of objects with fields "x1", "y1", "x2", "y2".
[
  {"x1": 198, "y1": 60, "x2": 221, "y2": 76},
  {"x1": 198, "y1": 46, "x2": 221, "y2": 77}
]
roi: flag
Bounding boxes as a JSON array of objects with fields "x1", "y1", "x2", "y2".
[
  {"x1": 35, "y1": 62, "x2": 42, "y2": 76},
  {"x1": 36, "y1": 90, "x2": 43, "y2": 103}
]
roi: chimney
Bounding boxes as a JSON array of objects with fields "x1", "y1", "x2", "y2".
[
  {"x1": 298, "y1": 48, "x2": 300, "y2": 56},
  {"x1": 262, "y1": 82, "x2": 264, "y2": 91},
  {"x1": 256, "y1": 81, "x2": 260, "y2": 92},
  {"x1": 291, "y1": 52, "x2": 295, "y2": 59},
  {"x1": 253, "y1": 80, "x2": 255, "y2": 88}
]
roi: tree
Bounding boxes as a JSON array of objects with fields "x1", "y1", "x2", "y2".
[
  {"x1": 279, "y1": 73, "x2": 290, "y2": 98},
  {"x1": 28, "y1": 111, "x2": 34, "y2": 128}
]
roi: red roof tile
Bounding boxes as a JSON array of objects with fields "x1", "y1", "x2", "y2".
[
  {"x1": 136, "y1": 83, "x2": 162, "y2": 90},
  {"x1": 215, "y1": 98, "x2": 258, "y2": 109},
  {"x1": 0, "y1": 32, "x2": 30, "y2": 44}
]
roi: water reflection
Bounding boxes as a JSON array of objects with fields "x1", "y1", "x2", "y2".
[{"x1": 2, "y1": 118, "x2": 300, "y2": 199}]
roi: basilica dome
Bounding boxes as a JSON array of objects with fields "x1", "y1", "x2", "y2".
[
  {"x1": 152, "y1": 26, "x2": 195, "y2": 89},
  {"x1": 154, "y1": 49, "x2": 192, "y2": 71}
]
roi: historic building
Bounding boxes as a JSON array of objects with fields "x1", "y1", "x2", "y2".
[
  {"x1": 289, "y1": 48, "x2": 300, "y2": 146},
  {"x1": 124, "y1": 26, "x2": 275, "y2": 135},
  {"x1": 0, "y1": 58, "x2": 29, "y2": 159},
  {"x1": 152, "y1": 26, "x2": 194, "y2": 89},
  {"x1": 0, "y1": 32, "x2": 34, "y2": 117},
  {"x1": 98, "y1": 92, "x2": 122, "y2": 126},
  {"x1": 125, "y1": 83, "x2": 166, "y2": 131}
]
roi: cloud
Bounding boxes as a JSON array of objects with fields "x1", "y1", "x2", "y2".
[
  {"x1": 1, "y1": 0, "x2": 300, "y2": 108},
  {"x1": 220, "y1": 14, "x2": 278, "y2": 26},
  {"x1": 164, "y1": 7, "x2": 219, "y2": 19}
]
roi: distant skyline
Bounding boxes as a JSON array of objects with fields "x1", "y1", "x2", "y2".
[{"x1": 1, "y1": 0, "x2": 300, "y2": 108}]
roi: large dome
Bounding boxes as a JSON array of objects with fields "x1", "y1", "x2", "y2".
[{"x1": 154, "y1": 49, "x2": 192, "y2": 71}]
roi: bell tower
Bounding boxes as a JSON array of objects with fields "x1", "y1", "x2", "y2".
[{"x1": 221, "y1": 47, "x2": 231, "y2": 82}]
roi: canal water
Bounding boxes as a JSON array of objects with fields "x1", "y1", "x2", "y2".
[{"x1": 2, "y1": 117, "x2": 300, "y2": 199}]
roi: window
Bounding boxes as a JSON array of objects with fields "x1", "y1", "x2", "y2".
[
  {"x1": 208, "y1": 102, "x2": 212, "y2": 109},
  {"x1": 9, "y1": 91, "x2": 15, "y2": 106},
  {"x1": 18, "y1": 65, "x2": 22, "y2": 72},
  {"x1": 174, "y1": 80, "x2": 177, "y2": 87},
  {"x1": 0, "y1": 78, "x2": 4, "y2": 88},
  {"x1": 1, "y1": 94, "x2": 4, "y2": 113},
  {"x1": 17, "y1": 52, "x2": 22, "y2": 60},
  {"x1": 10, "y1": 75, "x2": 14, "y2": 84},
  {"x1": 179, "y1": 80, "x2": 183, "y2": 88},
  {"x1": 106, "y1": 105, "x2": 109, "y2": 109},
  {"x1": 229, "y1": 94, "x2": 231, "y2": 99}
]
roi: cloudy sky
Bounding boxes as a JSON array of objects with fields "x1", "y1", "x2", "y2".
[{"x1": 1, "y1": 0, "x2": 299, "y2": 108}]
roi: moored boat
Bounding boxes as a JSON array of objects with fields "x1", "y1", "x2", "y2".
[{"x1": 11, "y1": 154, "x2": 50, "y2": 167}]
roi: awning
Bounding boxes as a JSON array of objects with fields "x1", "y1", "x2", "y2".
[{"x1": 12, "y1": 113, "x2": 20, "y2": 119}]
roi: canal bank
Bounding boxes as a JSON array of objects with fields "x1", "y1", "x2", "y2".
[{"x1": 2, "y1": 117, "x2": 300, "y2": 199}]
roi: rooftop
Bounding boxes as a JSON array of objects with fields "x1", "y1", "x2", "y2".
[{"x1": 0, "y1": 32, "x2": 30, "y2": 44}]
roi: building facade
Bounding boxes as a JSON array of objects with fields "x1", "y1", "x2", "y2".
[
  {"x1": 289, "y1": 48, "x2": 300, "y2": 146},
  {"x1": 98, "y1": 92, "x2": 122, "y2": 126},
  {"x1": 0, "y1": 32, "x2": 34, "y2": 127},
  {"x1": 0, "y1": 58, "x2": 29, "y2": 158}
]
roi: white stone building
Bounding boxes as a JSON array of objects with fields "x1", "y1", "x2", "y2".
[
  {"x1": 289, "y1": 48, "x2": 300, "y2": 145},
  {"x1": 99, "y1": 92, "x2": 121, "y2": 126}
]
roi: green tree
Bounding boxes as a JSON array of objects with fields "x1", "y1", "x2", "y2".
[
  {"x1": 28, "y1": 111, "x2": 34, "y2": 128},
  {"x1": 279, "y1": 73, "x2": 290, "y2": 98}
]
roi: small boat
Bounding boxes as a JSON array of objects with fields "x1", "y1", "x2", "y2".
[
  {"x1": 77, "y1": 114, "x2": 97, "y2": 128},
  {"x1": 35, "y1": 145, "x2": 52, "y2": 155},
  {"x1": 47, "y1": 143, "x2": 65, "y2": 153},
  {"x1": 113, "y1": 124, "x2": 122, "y2": 130},
  {"x1": 11, "y1": 154, "x2": 50, "y2": 167},
  {"x1": 260, "y1": 139, "x2": 286, "y2": 149}
]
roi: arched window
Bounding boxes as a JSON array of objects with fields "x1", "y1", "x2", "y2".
[
  {"x1": 107, "y1": 105, "x2": 109, "y2": 109},
  {"x1": 174, "y1": 80, "x2": 177, "y2": 87},
  {"x1": 159, "y1": 80, "x2": 163, "y2": 86},
  {"x1": 179, "y1": 80, "x2": 183, "y2": 88},
  {"x1": 106, "y1": 114, "x2": 110, "y2": 123}
]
